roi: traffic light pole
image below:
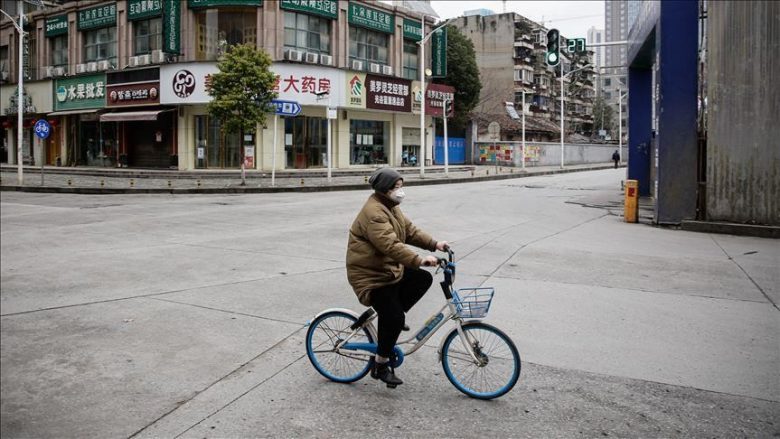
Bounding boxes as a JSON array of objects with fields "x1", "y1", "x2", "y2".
[{"x1": 560, "y1": 65, "x2": 565, "y2": 169}]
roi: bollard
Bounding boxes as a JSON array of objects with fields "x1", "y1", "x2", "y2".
[
  {"x1": 300, "y1": 178, "x2": 305, "y2": 186},
  {"x1": 167, "y1": 180, "x2": 172, "y2": 188},
  {"x1": 624, "y1": 180, "x2": 639, "y2": 223},
  {"x1": 67, "y1": 178, "x2": 72, "y2": 186},
  {"x1": 364, "y1": 175, "x2": 368, "y2": 183},
  {"x1": 197, "y1": 179, "x2": 201, "y2": 187},
  {"x1": 130, "y1": 179, "x2": 135, "y2": 188},
  {"x1": 100, "y1": 179, "x2": 105, "y2": 187},
  {"x1": 486, "y1": 170, "x2": 489, "y2": 176},
  {"x1": 471, "y1": 170, "x2": 474, "y2": 177}
]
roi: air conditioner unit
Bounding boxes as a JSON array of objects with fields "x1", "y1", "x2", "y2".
[
  {"x1": 351, "y1": 60, "x2": 364, "y2": 71},
  {"x1": 382, "y1": 65, "x2": 393, "y2": 76},
  {"x1": 151, "y1": 50, "x2": 166, "y2": 64},
  {"x1": 87, "y1": 62, "x2": 98, "y2": 72},
  {"x1": 97, "y1": 60, "x2": 111, "y2": 71},
  {"x1": 53, "y1": 67, "x2": 66, "y2": 77},
  {"x1": 76, "y1": 64, "x2": 87, "y2": 74},
  {"x1": 43, "y1": 66, "x2": 54, "y2": 78},
  {"x1": 138, "y1": 54, "x2": 151, "y2": 66},
  {"x1": 284, "y1": 49, "x2": 303, "y2": 62},
  {"x1": 369, "y1": 63, "x2": 381, "y2": 74},
  {"x1": 319, "y1": 54, "x2": 333, "y2": 66},
  {"x1": 304, "y1": 52, "x2": 319, "y2": 64},
  {"x1": 128, "y1": 56, "x2": 140, "y2": 68}
]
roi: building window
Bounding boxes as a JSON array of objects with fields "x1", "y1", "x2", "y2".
[
  {"x1": 0, "y1": 45, "x2": 8, "y2": 77},
  {"x1": 196, "y1": 8, "x2": 257, "y2": 61},
  {"x1": 83, "y1": 26, "x2": 116, "y2": 63},
  {"x1": 24, "y1": 30, "x2": 37, "y2": 79},
  {"x1": 284, "y1": 11, "x2": 331, "y2": 55},
  {"x1": 403, "y1": 39, "x2": 418, "y2": 80},
  {"x1": 194, "y1": 115, "x2": 241, "y2": 169},
  {"x1": 349, "y1": 27, "x2": 389, "y2": 66},
  {"x1": 285, "y1": 116, "x2": 327, "y2": 169},
  {"x1": 50, "y1": 35, "x2": 68, "y2": 68},
  {"x1": 604, "y1": 91, "x2": 612, "y2": 100},
  {"x1": 134, "y1": 17, "x2": 163, "y2": 55},
  {"x1": 604, "y1": 78, "x2": 611, "y2": 87},
  {"x1": 350, "y1": 120, "x2": 388, "y2": 165}
]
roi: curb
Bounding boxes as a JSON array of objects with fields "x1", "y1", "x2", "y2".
[
  {"x1": 681, "y1": 220, "x2": 780, "y2": 239},
  {"x1": 0, "y1": 165, "x2": 617, "y2": 195}
]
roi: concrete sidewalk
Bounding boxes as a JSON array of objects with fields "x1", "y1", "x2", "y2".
[{"x1": 0, "y1": 163, "x2": 618, "y2": 194}]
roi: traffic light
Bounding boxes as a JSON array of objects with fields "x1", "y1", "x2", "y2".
[
  {"x1": 546, "y1": 29, "x2": 560, "y2": 66},
  {"x1": 443, "y1": 99, "x2": 452, "y2": 117}
]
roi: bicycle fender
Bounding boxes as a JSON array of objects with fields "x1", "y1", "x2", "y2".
[
  {"x1": 308, "y1": 307, "x2": 379, "y2": 341},
  {"x1": 436, "y1": 320, "x2": 487, "y2": 362}
]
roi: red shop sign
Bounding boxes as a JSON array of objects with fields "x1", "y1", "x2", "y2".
[
  {"x1": 425, "y1": 83, "x2": 455, "y2": 117},
  {"x1": 106, "y1": 81, "x2": 160, "y2": 107},
  {"x1": 365, "y1": 74, "x2": 412, "y2": 113}
]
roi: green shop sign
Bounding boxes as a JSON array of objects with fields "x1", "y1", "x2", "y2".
[
  {"x1": 188, "y1": 0, "x2": 262, "y2": 8},
  {"x1": 403, "y1": 18, "x2": 421, "y2": 41},
  {"x1": 54, "y1": 74, "x2": 107, "y2": 111},
  {"x1": 348, "y1": 2, "x2": 394, "y2": 34},
  {"x1": 45, "y1": 15, "x2": 68, "y2": 37},
  {"x1": 77, "y1": 3, "x2": 117, "y2": 30},
  {"x1": 163, "y1": 0, "x2": 181, "y2": 54},
  {"x1": 280, "y1": 0, "x2": 337, "y2": 20},
  {"x1": 128, "y1": 0, "x2": 163, "y2": 21},
  {"x1": 431, "y1": 27, "x2": 447, "y2": 77}
]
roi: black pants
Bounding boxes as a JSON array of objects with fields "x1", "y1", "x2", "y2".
[
  {"x1": 614, "y1": 160, "x2": 619, "y2": 169},
  {"x1": 370, "y1": 267, "x2": 433, "y2": 358}
]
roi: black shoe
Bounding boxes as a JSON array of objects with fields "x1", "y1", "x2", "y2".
[
  {"x1": 371, "y1": 362, "x2": 403, "y2": 387},
  {"x1": 402, "y1": 324, "x2": 410, "y2": 331}
]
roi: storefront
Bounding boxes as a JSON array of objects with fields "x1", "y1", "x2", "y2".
[
  {"x1": 101, "y1": 67, "x2": 175, "y2": 168},
  {"x1": 1, "y1": 81, "x2": 55, "y2": 166},
  {"x1": 49, "y1": 74, "x2": 113, "y2": 167}
]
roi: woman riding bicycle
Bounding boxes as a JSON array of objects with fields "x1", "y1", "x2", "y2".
[{"x1": 346, "y1": 167, "x2": 448, "y2": 387}]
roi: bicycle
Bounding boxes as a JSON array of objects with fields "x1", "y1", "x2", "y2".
[{"x1": 305, "y1": 248, "x2": 521, "y2": 400}]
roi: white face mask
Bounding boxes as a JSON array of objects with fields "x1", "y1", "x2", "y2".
[{"x1": 389, "y1": 188, "x2": 406, "y2": 203}]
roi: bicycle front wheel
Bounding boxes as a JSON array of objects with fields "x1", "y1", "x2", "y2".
[
  {"x1": 441, "y1": 322, "x2": 521, "y2": 399},
  {"x1": 306, "y1": 311, "x2": 375, "y2": 383}
]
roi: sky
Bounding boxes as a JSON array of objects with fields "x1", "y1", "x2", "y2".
[{"x1": 423, "y1": 1, "x2": 605, "y2": 39}]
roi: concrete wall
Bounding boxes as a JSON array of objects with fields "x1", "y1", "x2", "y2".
[
  {"x1": 705, "y1": 1, "x2": 780, "y2": 225},
  {"x1": 474, "y1": 142, "x2": 618, "y2": 167}
]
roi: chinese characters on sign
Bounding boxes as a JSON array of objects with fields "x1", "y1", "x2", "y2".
[
  {"x1": 280, "y1": 0, "x2": 337, "y2": 20},
  {"x1": 77, "y1": 3, "x2": 117, "y2": 30},
  {"x1": 54, "y1": 74, "x2": 107, "y2": 110},
  {"x1": 425, "y1": 83, "x2": 455, "y2": 117},
  {"x1": 403, "y1": 19, "x2": 422, "y2": 41},
  {"x1": 45, "y1": 15, "x2": 68, "y2": 37},
  {"x1": 274, "y1": 74, "x2": 332, "y2": 95},
  {"x1": 348, "y1": 2, "x2": 394, "y2": 34},
  {"x1": 107, "y1": 82, "x2": 160, "y2": 107},
  {"x1": 128, "y1": 0, "x2": 163, "y2": 20},
  {"x1": 365, "y1": 75, "x2": 412, "y2": 112}
]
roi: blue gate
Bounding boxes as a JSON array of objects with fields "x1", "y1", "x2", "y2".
[{"x1": 434, "y1": 137, "x2": 466, "y2": 165}]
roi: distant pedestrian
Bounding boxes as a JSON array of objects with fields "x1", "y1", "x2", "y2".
[{"x1": 612, "y1": 150, "x2": 620, "y2": 169}]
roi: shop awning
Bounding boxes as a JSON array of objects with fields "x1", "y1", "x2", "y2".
[
  {"x1": 99, "y1": 110, "x2": 165, "y2": 122},
  {"x1": 47, "y1": 109, "x2": 100, "y2": 116}
]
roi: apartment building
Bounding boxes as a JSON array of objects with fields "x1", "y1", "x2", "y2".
[
  {"x1": 0, "y1": 0, "x2": 450, "y2": 170},
  {"x1": 603, "y1": 0, "x2": 640, "y2": 141},
  {"x1": 451, "y1": 12, "x2": 596, "y2": 142}
]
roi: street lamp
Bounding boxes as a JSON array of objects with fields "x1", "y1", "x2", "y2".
[
  {"x1": 559, "y1": 63, "x2": 592, "y2": 168},
  {"x1": 0, "y1": 1, "x2": 27, "y2": 185},
  {"x1": 618, "y1": 87, "x2": 627, "y2": 166},
  {"x1": 417, "y1": 16, "x2": 454, "y2": 178}
]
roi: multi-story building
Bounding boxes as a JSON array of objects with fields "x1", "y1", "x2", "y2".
[
  {"x1": 586, "y1": 26, "x2": 605, "y2": 95},
  {"x1": 603, "y1": 0, "x2": 640, "y2": 141},
  {"x1": 0, "y1": 0, "x2": 450, "y2": 170},
  {"x1": 451, "y1": 12, "x2": 595, "y2": 142}
]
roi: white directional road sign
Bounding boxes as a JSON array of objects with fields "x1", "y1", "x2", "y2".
[{"x1": 272, "y1": 100, "x2": 301, "y2": 117}]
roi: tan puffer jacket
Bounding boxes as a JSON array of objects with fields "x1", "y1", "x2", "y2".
[{"x1": 346, "y1": 193, "x2": 437, "y2": 306}]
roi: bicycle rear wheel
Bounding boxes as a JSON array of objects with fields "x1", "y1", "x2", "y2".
[
  {"x1": 441, "y1": 322, "x2": 521, "y2": 399},
  {"x1": 306, "y1": 311, "x2": 375, "y2": 383}
]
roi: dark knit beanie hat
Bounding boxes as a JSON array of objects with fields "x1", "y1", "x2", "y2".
[{"x1": 368, "y1": 168, "x2": 402, "y2": 193}]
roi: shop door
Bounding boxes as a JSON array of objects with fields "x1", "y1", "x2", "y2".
[
  {"x1": 194, "y1": 115, "x2": 241, "y2": 169},
  {"x1": 285, "y1": 117, "x2": 326, "y2": 169}
]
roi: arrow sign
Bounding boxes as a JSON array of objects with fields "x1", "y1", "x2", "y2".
[
  {"x1": 272, "y1": 99, "x2": 301, "y2": 117},
  {"x1": 33, "y1": 119, "x2": 51, "y2": 140}
]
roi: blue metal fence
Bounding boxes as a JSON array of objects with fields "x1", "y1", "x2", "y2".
[{"x1": 434, "y1": 137, "x2": 466, "y2": 165}]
